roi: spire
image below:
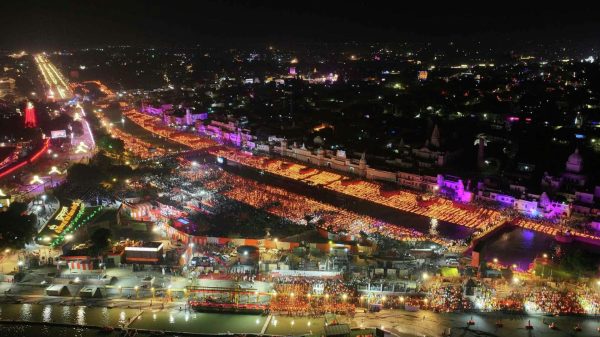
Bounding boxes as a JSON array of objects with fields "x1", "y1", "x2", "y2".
[{"x1": 430, "y1": 124, "x2": 440, "y2": 148}]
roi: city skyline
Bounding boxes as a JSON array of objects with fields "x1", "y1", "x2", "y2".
[{"x1": 1, "y1": 3, "x2": 600, "y2": 337}]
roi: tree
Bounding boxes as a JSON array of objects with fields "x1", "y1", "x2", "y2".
[
  {"x1": 90, "y1": 228, "x2": 112, "y2": 254},
  {"x1": 97, "y1": 134, "x2": 124, "y2": 154},
  {"x1": 0, "y1": 202, "x2": 37, "y2": 249},
  {"x1": 559, "y1": 249, "x2": 596, "y2": 277},
  {"x1": 66, "y1": 163, "x2": 105, "y2": 186}
]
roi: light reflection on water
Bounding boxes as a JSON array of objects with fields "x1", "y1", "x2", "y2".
[
  {"x1": 76, "y1": 306, "x2": 85, "y2": 326},
  {"x1": 101, "y1": 307, "x2": 108, "y2": 323},
  {"x1": 479, "y1": 227, "x2": 555, "y2": 267},
  {"x1": 20, "y1": 304, "x2": 32, "y2": 321},
  {"x1": 0, "y1": 303, "x2": 137, "y2": 328},
  {"x1": 42, "y1": 305, "x2": 51, "y2": 323},
  {"x1": 61, "y1": 305, "x2": 70, "y2": 321}
]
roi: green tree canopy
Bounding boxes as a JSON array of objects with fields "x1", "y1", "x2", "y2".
[
  {"x1": 90, "y1": 227, "x2": 112, "y2": 254},
  {"x1": 0, "y1": 202, "x2": 37, "y2": 249}
]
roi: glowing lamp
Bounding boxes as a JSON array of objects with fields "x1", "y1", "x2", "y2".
[
  {"x1": 49, "y1": 166, "x2": 61, "y2": 175},
  {"x1": 30, "y1": 175, "x2": 44, "y2": 185}
]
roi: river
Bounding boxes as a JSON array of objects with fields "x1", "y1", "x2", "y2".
[{"x1": 2, "y1": 303, "x2": 600, "y2": 336}]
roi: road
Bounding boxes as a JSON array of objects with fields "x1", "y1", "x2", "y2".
[{"x1": 34, "y1": 54, "x2": 73, "y2": 101}]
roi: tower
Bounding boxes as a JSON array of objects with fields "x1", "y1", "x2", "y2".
[
  {"x1": 358, "y1": 152, "x2": 367, "y2": 177},
  {"x1": 430, "y1": 124, "x2": 440, "y2": 148},
  {"x1": 565, "y1": 148, "x2": 583, "y2": 173},
  {"x1": 24, "y1": 101, "x2": 37, "y2": 128},
  {"x1": 474, "y1": 134, "x2": 488, "y2": 168}
]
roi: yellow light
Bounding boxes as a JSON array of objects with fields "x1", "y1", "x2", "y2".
[
  {"x1": 49, "y1": 166, "x2": 61, "y2": 175},
  {"x1": 30, "y1": 175, "x2": 44, "y2": 185},
  {"x1": 75, "y1": 141, "x2": 89, "y2": 154}
]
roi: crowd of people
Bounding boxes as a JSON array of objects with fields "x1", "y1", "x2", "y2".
[
  {"x1": 427, "y1": 284, "x2": 473, "y2": 312},
  {"x1": 179, "y1": 161, "x2": 446, "y2": 245},
  {"x1": 270, "y1": 277, "x2": 356, "y2": 316},
  {"x1": 524, "y1": 288, "x2": 586, "y2": 315}
]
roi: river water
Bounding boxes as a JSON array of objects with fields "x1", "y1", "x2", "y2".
[
  {"x1": 2, "y1": 303, "x2": 600, "y2": 337},
  {"x1": 0, "y1": 303, "x2": 325, "y2": 336}
]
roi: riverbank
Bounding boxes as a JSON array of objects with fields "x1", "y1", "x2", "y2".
[{"x1": 2, "y1": 302, "x2": 600, "y2": 337}]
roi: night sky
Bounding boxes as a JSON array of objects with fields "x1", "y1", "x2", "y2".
[{"x1": 1, "y1": 0, "x2": 599, "y2": 50}]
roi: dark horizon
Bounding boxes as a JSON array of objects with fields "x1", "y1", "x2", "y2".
[{"x1": 2, "y1": 0, "x2": 600, "y2": 50}]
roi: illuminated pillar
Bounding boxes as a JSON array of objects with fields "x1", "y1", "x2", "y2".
[{"x1": 24, "y1": 102, "x2": 37, "y2": 128}]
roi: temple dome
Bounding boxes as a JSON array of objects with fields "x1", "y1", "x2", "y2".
[{"x1": 565, "y1": 148, "x2": 583, "y2": 173}]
